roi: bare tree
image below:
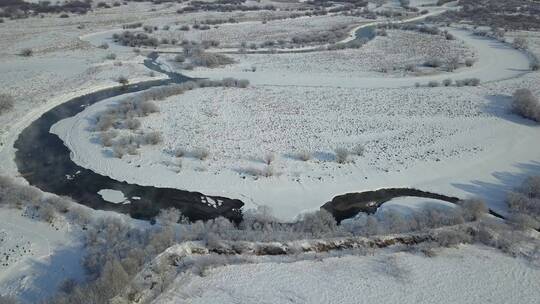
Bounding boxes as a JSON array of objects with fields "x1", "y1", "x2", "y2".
[
  {"x1": 0, "y1": 94, "x2": 14, "y2": 115},
  {"x1": 335, "y1": 147, "x2": 350, "y2": 164}
]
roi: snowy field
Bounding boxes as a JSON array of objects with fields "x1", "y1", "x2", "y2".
[
  {"x1": 153, "y1": 15, "x2": 369, "y2": 48},
  {"x1": 182, "y1": 28, "x2": 530, "y2": 88},
  {"x1": 52, "y1": 72, "x2": 540, "y2": 219},
  {"x1": 154, "y1": 245, "x2": 540, "y2": 304},
  {"x1": 0, "y1": 208, "x2": 83, "y2": 302},
  {"x1": 0, "y1": 0, "x2": 539, "y2": 303},
  {"x1": 175, "y1": 28, "x2": 475, "y2": 77}
]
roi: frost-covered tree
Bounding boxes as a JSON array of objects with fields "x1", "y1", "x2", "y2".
[
  {"x1": 512, "y1": 89, "x2": 540, "y2": 122},
  {"x1": 458, "y1": 198, "x2": 488, "y2": 221},
  {"x1": 155, "y1": 207, "x2": 188, "y2": 225},
  {"x1": 512, "y1": 37, "x2": 528, "y2": 50}
]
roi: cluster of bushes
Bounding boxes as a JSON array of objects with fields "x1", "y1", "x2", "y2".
[
  {"x1": 95, "y1": 96, "x2": 161, "y2": 157},
  {"x1": 343, "y1": 198, "x2": 487, "y2": 236},
  {"x1": 96, "y1": 78, "x2": 249, "y2": 157},
  {"x1": 422, "y1": 56, "x2": 473, "y2": 72},
  {"x1": 530, "y1": 55, "x2": 539, "y2": 71},
  {"x1": 1, "y1": 168, "x2": 533, "y2": 304},
  {"x1": 190, "y1": 51, "x2": 234, "y2": 67},
  {"x1": 290, "y1": 27, "x2": 348, "y2": 46},
  {"x1": 179, "y1": 42, "x2": 235, "y2": 68},
  {"x1": 122, "y1": 22, "x2": 142, "y2": 29},
  {"x1": 434, "y1": 0, "x2": 540, "y2": 30},
  {"x1": 198, "y1": 17, "x2": 238, "y2": 25},
  {"x1": 19, "y1": 48, "x2": 33, "y2": 57},
  {"x1": 378, "y1": 23, "x2": 444, "y2": 37},
  {"x1": 507, "y1": 176, "x2": 540, "y2": 230},
  {"x1": 48, "y1": 196, "x2": 501, "y2": 304},
  {"x1": 0, "y1": 176, "x2": 91, "y2": 227},
  {"x1": 112, "y1": 31, "x2": 159, "y2": 48},
  {"x1": 418, "y1": 78, "x2": 480, "y2": 88},
  {"x1": 512, "y1": 89, "x2": 540, "y2": 122},
  {"x1": 239, "y1": 144, "x2": 363, "y2": 178},
  {"x1": 0, "y1": 0, "x2": 92, "y2": 20},
  {"x1": 0, "y1": 93, "x2": 15, "y2": 115},
  {"x1": 177, "y1": 1, "x2": 276, "y2": 14},
  {"x1": 96, "y1": 1, "x2": 123, "y2": 9}
]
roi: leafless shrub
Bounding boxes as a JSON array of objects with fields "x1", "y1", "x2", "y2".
[
  {"x1": 106, "y1": 53, "x2": 117, "y2": 60},
  {"x1": 98, "y1": 42, "x2": 109, "y2": 49},
  {"x1": 100, "y1": 130, "x2": 118, "y2": 147},
  {"x1": 138, "y1": 100, "x2": 159, "y2": 115},
  {"x1": 263, "y1": 153, "x2": 275, "y2": 165},
  {"x1": 96, "y1": 113, "x2": 116, "y2": 131},
  {"x1": 530, "y1": 55, "x2": 539, "y2": 71},
  {"x1": 458, "y1": 198, "x2": 488, "y2": 221},
  {"x1": 295, "y1": 209, "x2": 337, "y2": 238},
  {"x1": 465, "y1": 58, "x2": 475, "y2": 67},
  {"x1": 447, "y1": 56, "x2": 460, "y2": 71},
  {"x1": 155, "y1": 208, "x2": 188, "y2": 225},
  {"x1": 220, "y1": 77, "x2": 249, "y2": 88},
  {"x1": 125, "y1": 118, "x2": 141, "y2": 130},
  {"x1": 0, "y1": 94, "x2": 15, "y2": 114},
  {"x1": 122, "y1": 22, "x2": 142, "y2": 29},
  {"x1": 509, "y1": 213, "x2": 540, "y2": 230},
  {"x1": 112, "y1": 142, "x2": 126, "y2": 158},
  {"x1": 434, "y1": 229, "x2": 473, "y2": 247},
  {"x1": 405, "y1": 64, "x2": 416, "y2": 72},
  {"x1": 19, "y1": 48, "x2": 33, "y2": 57},
  {"x1": 512, "y1": 37, "x2": 528, "y2": 50},
  {"x1": 442, "y1": 78, "x2": 452, "y2": 86},
  {"x1": 334, "y1": 147, "x2": 350, "y2": 163},
  {"x1": 174, "y1": 147, "x2": 186, "y2": 157},
  {"x1": 192, "y1": 147, "x2": 210, "y2": 160},
  {"x1": 456, "y1": 78, "x2": 480, "y2": 87},
  {"x1": 38, "y1": 203, "x2": 57, "y2": 223},
  {"x1": 428, "y1": 80, "x2": 440, "y2": 87},
  {"x1": 512, "y1": 89, "x2": 540, "y2": 122},
  {"x1": 242, "y1": 165, "x2": 274, "y2": 178},
  {"x1": 520, "y1": 175, "x2": 540, "y2": 198},
  {"x1": 191, "y1": 52, "x2": 234, "y2": 68},
  {"x1": 296, "y1": 150, "x2": 312, "y2": 161},
  {"x1": 143, "y1": 131, "x2": 162, "y2": 145},
  {"x1": 174, "y1": 54, "x2": 185, "y2": 63},
  {"x1": 424, "y1": 58, "x2": 442, "y2": 68},
  {"x1": 117, "y1": 75, "x2": 129, "y2": 86}
]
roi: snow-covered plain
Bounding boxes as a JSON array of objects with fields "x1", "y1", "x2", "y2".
[
  {"x1": 180, "y1": 29, "x2": 475, "y2": 77},
  {"x1": 0, "y1": 208, "x2": 84, "y2": 302},
  {"x1": 153, "y1": 245, "x2": 540, "y2": 304},
  {"x1": 52, "y1": 74, "x2": 540, "y2": 219},
  {"x1": 1, "y1": 0, "x2": 540, "y2": 303},
  {"x1": 182, "y1": 28, "x2": 530, "y2": 88},
  {"x1": 155, "y1": 15, "x2": 370, "y2": 48}
]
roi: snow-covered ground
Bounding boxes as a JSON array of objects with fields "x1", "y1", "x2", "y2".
[
  {"x1": 176, "y1": 29, "x2": 475, "y2": 77},
  {"x1": 0, "y1": 208, "x2": 84, "y2": 302},
  {"x1": 154, "y1": 15, "x2": 369, "y2": 48},
  {"x1": 52, "y1": 71, "x2": 540, "y2": 219},
  {"x1": 182, "y1": 28, "x2": 531, "y2": 88},
  {"x1": 153, "y1": 245, "x2": 540, "y2": 304},
  {"x1": 1, "y1": 0, "x2": 540, "y2": 303}
]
